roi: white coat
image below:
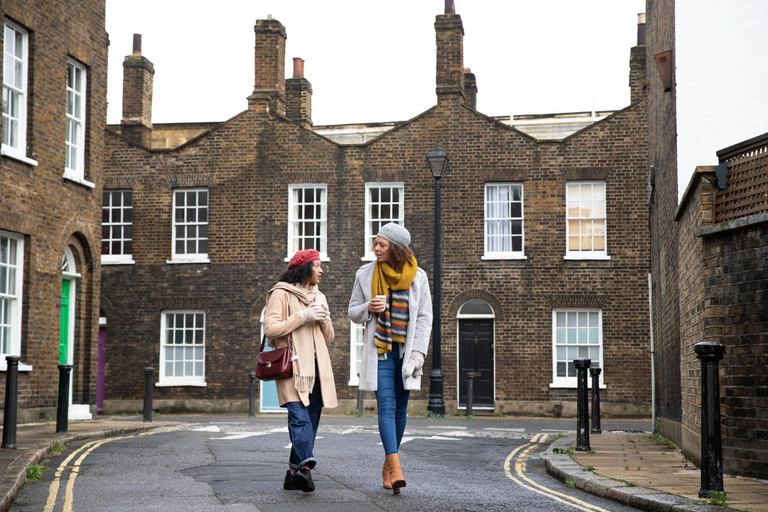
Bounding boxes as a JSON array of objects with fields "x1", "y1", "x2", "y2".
[{"x1": 347, "y1": 261, "x2": 433, "y2": 391}]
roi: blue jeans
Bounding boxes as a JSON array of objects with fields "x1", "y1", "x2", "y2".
[
  {"x1": 375, "y1": 353, "x2": 410, "y2": 454},
  {"x1": 285, "y1": 372, "x2": 322, "y2": 470}
]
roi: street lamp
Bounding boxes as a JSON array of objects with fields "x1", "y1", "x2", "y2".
[{"x1": 426, "y1": 142, "x2": 449, "y2": 416}]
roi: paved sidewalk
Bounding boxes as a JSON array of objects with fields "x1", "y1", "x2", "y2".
[
  {"x1": 543, "y1": 430, "x2": 768, "y2": 512},
  {"x1": 0, "y1": 417, "x2": 173, "y2": 512}
]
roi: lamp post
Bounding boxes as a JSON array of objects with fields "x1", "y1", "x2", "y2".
[{"x1": 426, "y1": 142, "x2": 449, "y2": 416}]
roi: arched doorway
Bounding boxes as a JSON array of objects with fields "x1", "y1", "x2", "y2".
[
  {"x1": 259, "y1": 307, "x2": 284, "y2": 413},
  {"x1": 60, "y1": 247, "x2": 91, "y2": 419},
  {"x1": 456, "y1": 299, "x2": 495, "y2": 409}
]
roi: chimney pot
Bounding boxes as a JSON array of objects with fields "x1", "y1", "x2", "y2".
[
  {"x1": 444, "y1": 0, "x2": 455, "y2": 14},
  {"x1": 132, "y1": 34, "x2": 142, "y2": 55},
  {"x1": 293, "y1": 57, "x2": 305, "y2": 78},
  {"x1": 637, "y1": 13, "x2": 646, "y2": 46}
]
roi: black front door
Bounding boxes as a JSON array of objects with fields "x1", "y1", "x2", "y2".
[{"x1": 458, "y1": 319, "x2": 494, "y2": 408}]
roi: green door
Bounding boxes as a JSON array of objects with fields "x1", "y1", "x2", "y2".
[{"x1": 59, "y1": 280, "x2": 70, "y2": 365}]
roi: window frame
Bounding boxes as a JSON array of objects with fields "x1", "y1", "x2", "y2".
[
  {"x1": 157, "y1": 310, "x2": 207, "y2": 387},
  {"x1": 286, "y1": 184, "x2": 328, "y2": 261},
  {"x1": 101, "y1": 190, "x2": 134, "y2": 265},
  {"x1": 564, "y1": 181, "x2": 609, "y2": 260},
  {"x1": 348, "y1": 322, "x2": 365, "y2": 386},
  {"x1": 482, "y1": 182, "x2": 526, "y2": 260},
  {"x1": 168, "y1": 188, "x2": 210, "y2": 264},
  {"x1": 63, "y1": 58, "x2": 87, "y2": 183},
  {"x1": 363, "y1": 182, "x2": 404, "y2": 260},
  {"x1": 0, "y1": 230, "x2": 25, "y2": 367},
  {"x1": 1, "y1": 19, "x2": 36, "y2": 166},
  {"x1": 550, "y1": 309, "x2": 604, "y2": 389}
]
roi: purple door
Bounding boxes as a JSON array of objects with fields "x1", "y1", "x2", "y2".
[{"x1": 97, "y1": 325, "x2": 106, "y2": 412}]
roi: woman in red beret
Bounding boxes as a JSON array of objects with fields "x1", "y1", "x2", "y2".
[{"x1": 264, "y1": 249, "x2": 337, "y2": 492}]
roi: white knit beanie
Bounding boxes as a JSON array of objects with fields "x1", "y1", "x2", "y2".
[{"x1": 377, "y1": 223, "x2": 411, "y2": 247}]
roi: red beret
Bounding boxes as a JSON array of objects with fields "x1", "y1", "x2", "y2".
[{"x1": 288, "y1": 249, "x2": 320, "y2": 270}]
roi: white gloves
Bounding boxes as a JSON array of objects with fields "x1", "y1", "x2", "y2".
[
  {"x1": 301, "y1": 303, "x2": 330, "y2": 324},
  {"x1": 404, "y1": 351, "x2": 425, "y2": 378}
]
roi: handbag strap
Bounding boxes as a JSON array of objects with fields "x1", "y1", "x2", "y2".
[{"x1": 260, "y1": 302, "x2": 295, "y2": 353}]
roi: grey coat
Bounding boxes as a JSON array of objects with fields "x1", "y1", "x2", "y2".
[{"x1": 347, "y1": 261, "x2": 433, "y2": 391}]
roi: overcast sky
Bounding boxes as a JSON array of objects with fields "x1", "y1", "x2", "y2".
[{"x1": 105, "y1": 0, "x2": 645, "y2": 127}]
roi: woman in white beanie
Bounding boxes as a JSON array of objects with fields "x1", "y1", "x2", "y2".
[{"x1": 348, "y1": 223, "x2": 433, "y2": 494}]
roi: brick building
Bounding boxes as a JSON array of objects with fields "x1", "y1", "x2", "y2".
[
  {"x1": 101, "y1": 6, "x2": 651, "y2": 416},
  {"x1": 646, "y1": 0, "x2": 768, "y2": 480},
  {"x1": 1, "y1": 0, "x2": 108, "y2": 421}
]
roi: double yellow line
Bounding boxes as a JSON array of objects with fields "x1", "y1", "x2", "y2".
[
  {"x1": 43, "y1": 425, "x2": 188, "y2": 512},
  {"x1": 504, "y1": 434, "x2": 610, "y2": 512}
]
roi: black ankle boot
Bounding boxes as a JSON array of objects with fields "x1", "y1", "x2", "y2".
[
  {"x1": 292, "y1": 467, "x2": 315, "y2": 492},
  {"x1": 283, "y1": 470, "x2": 296, "y2": 490}
]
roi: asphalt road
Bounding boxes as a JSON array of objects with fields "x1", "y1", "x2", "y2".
[{"x1": 11, "y1": 415, "x2": 650, "y2": 512}]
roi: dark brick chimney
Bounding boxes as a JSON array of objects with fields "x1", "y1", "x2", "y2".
[
  {"x1": 248, "y1": 17, "x2": 286, "y2": 115},
  {"x1": 121, "y1": 34, "x2": 154, "y2": 147},
  {"x1": 435, "y1": 12, "x2": 465, "y2": 104},
  {"x1": 630, "y1": 13, "x2": 647, "y2": 104},
  {"x1": 285, "y1": 57, "x2": 312, "y2": 127},
  {"x1": 463, "y1": 68, "x2": 477, "y2": 110}
]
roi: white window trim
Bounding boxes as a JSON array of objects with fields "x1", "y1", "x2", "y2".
[
  {"x1": 363, "y1": 182, "x2": 404, "y2": 260},
  {"x1": 286, "y1": 184, "x2": 328, "y2": 260},
  {"x1": 62, "y1": 171, "x2": 95, "y2": 189},
  {"x1": 101, "y1": 255, "x2": 135, "y2": 265},
  {"x1": 101, "y1": 190, "x2": 134, "y2": 264},
  {"x1": 64, "y1": 59, "x2": 87, "y2": 181},
  {"x1": 0, "y1": 230, "x2": 31, "y2": 371},
  {"x1": 550, "y1": 309, "x2": 605, "y2": 389},
  {"x1": 565, "y1": 181, "x2": 609, "y2": 260},
  {"x1": 483, "y1": 183, "x2": 525, "y2": 259},
  {"x1": 158, "y1": 310, "x2": 207, "y2": 387},
  {"x1": 2, "y1": 20, "x2": 29, "y2": 162},
  {"x1": 169, "y1": 188, "x2": 209, "y2": 263},
  {"x1": 348, "y1": 322, "x2": 364, "y2": 386}
]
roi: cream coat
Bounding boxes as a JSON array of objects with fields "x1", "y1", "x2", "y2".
[
  {"x1": 347, "y1": 262, "x2": 433, "y2": 391},
  {"x1": 264, "y1": 283, "x2": 338, "y2": 408}
]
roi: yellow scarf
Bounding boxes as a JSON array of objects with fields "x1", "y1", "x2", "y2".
[{"x1": 371, "y1": 256, "x2": 417, "y2": 300}]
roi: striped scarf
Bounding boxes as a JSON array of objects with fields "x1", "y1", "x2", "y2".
[{"x1": 374, "y1": 288, "x2": 410, "y2": 355}]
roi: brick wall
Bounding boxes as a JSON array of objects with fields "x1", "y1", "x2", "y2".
[
  {"x1": 101, "y1": 14, "x2": 651, "y2": 415},
  {"x1": 0, "y1": 0, "x2": 107, "y2": 420},
  {"x1": 646, "y1": 0, "x2": 683, "y2": 440}
]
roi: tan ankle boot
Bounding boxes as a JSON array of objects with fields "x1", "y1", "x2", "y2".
[
  {"x1": 382, "y1": 457, "x2": 392, "y2": 489},
  {"x1": 386, "y1": 453, "x2": 406, "y2": 493}
]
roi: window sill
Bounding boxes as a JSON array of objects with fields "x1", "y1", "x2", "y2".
[
  {"x1": 481, "y1": 254, "x2": 527, "y2": 260},
  {"x1": 101, "y1": 256, "x2": 135, "y2": 265},
  {"x1": 549, "y1": 382, "x2": 606, "y2": 389},
  {"x1": 62, "y1": 171, "x2": 95, "y2": 189},
  {"x1": 348, "y1": 379, "x2": 360, "y2": 387},
  {"x1": 361, "y1": 255, "x2": 375, "y2": 262},
  {"x1": 156, "y1": 380, "x2": 207, "y2": 387},
  {"x1": 1, "y1": 145, "x2": 38, "y2": 167},
  {"x1": 0, "y1": 362, "x2": 33, "y2": 372},
  {"x1": 563, "y1": 254, "x2": 611, "y2": 261},
  {"x1": 166, "y1": 257, "x2": 210, "y2": 265}
]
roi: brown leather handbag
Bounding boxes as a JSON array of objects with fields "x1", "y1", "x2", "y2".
[{"x1": 256, "y1": 334, "x2": 294, "y2": 381}]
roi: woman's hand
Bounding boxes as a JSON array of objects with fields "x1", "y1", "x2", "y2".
[
  {"x1": 301, "y1": 303, "x2": 327, "y2": 324},
  {"x1": 368, "y1": 295, "x2": 387, "y2": 313},
  {"x1": 404, "y1": 351, "x2": 425, "y2": 378}
]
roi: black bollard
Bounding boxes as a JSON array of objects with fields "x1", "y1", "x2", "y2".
[
  {"x1": 356, "y1": 385, "x2": 363, "y2": 416},
  {"x1": 248, "y1": 371, "x2": 256, "y2": 417},
  {"x1": 56, "y1": 364, "x2": 73, "y2": 433},
  {"x1": 143, "y1": 367, "x2": 154, "y2": 423},
  {"x1": 694, "y1": 341, "x2": 725, "y2": 498},
  {"x1": 2, "y1": 356, "x2": 21, "y2": 448},
  {"x1": 574, "y1": 358, "x2": 591, "y2": 451},
  {"x1": 589, "y1": 367, "x2": 602, "y2": 434},
  {"x1": 465, "y1": 371, "x2": 475, "y2": 417}
]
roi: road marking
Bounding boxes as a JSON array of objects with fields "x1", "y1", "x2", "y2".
[
  {"x1": 530, "y1": 433, "x2": 551, "y2": 443},
  {"x1": 484, "y1": 427, "x2": 526, "y2": 432},
  {"x1": 427, "y1": 425, "x2": 467, "y2": 429},
  {"x1": 504, "y1": 439, "x2": 610, "y2": 512},
  {"x1": 398, "y1": 435, "x2": 460, "y2": 445},
  {"x1": 211, "y1": 432, "x2": 270, "y2": 440},
  {"x1": 191, "y1": 425, "x2": 221, "y2": 432}
]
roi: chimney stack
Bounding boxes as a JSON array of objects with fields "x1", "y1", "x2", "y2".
[
  {"x1": 285, "y1": 57, "x2": 313, "y2": 128},
  {"x1": 248, "y1": 18, "x2": 286, "y2": 115},
  {"x1": 435, "y1": 11, "x2": 465, "y2": 104},
  {"x1": 629, "y1": 13, "x2": 647, "y2": 104},
  {"x1": 463, "y1": 67, "x2": 477, "y2": 110},
  {"x1": 121, "y1": 34, "x2": 154, "y2": 147}
]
